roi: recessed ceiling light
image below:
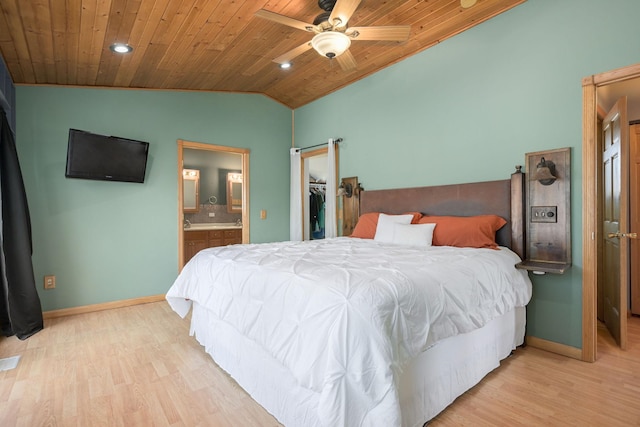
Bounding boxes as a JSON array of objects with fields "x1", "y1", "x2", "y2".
[
  {"x1": 280, "y1": 63, "x2": 291, "y2": 69},
  {"x1": 460, "y1": 0, "x2": 478, "y2": 8},
  {"x1": 109, "y1": 43, "x2": 133, "y2": 54}
]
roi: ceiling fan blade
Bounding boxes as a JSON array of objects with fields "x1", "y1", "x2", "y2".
[
  {"x1": 336, "y1": 50, "x2": 357, "y2": 71},
  {"x1": 273, "y1": 42, "x2": 313, "y2": 65},
  {"x1": 255, "y1": 9, "x2": 315, "y2": 32},
  {"x1": 348, "y1": 26, "x2": 411, "y2": 41},
  {"x1": 329, "y1": 0, "x2": 362, "y2": 27}
]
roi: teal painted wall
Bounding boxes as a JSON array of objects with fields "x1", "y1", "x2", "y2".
[
  {"x1": 294, "y1": 0, "x2": 640, "y2": 348},
  {"x1": 16, "y1": 87, "x2": 291, "y2": 311}
]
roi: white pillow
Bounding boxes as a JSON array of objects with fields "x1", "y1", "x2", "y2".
[
  {"x1": 374, "y1": 213, "x2": 414, "y2": 243},
  {"x1": 391, "y1": 223, "x2": 436, "y2": 247}
]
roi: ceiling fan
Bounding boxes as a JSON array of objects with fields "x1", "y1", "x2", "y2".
[{"x1": 254, "y1": 0, "x2": 411, "y2": 71}]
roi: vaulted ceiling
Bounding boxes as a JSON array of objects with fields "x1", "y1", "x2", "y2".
[{"x1": 0, "y1": 0, "x2": 525, "y2": 109}]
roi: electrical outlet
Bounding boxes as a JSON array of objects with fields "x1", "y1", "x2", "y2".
[
  {"x1": 208, "y1": 212, "x2": 216, "y2": 217},
  {"x1": 44, "y1": 275, "x2": 56, "y2": 289}
]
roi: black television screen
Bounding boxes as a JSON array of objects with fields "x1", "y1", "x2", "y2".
[{"x1": 65, "y1": 129, "x2": 149, "y2": 183}]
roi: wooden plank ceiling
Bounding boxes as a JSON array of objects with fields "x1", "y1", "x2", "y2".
[{"x1": 0, "y1": 0, "x2": 525, "y2": 109}]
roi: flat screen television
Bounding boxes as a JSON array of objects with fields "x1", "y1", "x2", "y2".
[{"x1": 65, "y1": 129, "x2": 150, "y2": 183}]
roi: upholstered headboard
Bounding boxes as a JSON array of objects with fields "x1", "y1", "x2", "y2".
[{"x1": 359, "y1": 170, "x2": 525, "y2": 257}]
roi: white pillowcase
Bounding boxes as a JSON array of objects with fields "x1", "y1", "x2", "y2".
[
  {"x1": 374, "y1": 213, "x2": 414, "y2": 243},
  {"x1": 391, "y1": 223, "x2": 436, "y2": 247}
]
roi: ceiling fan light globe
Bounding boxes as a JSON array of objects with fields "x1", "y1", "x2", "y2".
[{"x1": 311, "y1": 32, "x2": 351, "y2": 59}]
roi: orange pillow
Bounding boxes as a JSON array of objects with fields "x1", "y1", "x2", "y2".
[
  {"x1": 350, "y1": 212, "x2": 422, "y2": 239},
  {"x1": 417, "y1": 214, "x2": 507, "y2": 249}
]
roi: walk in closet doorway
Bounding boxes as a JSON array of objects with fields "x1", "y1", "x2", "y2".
[
  {"x1": 306, "y1": 152, "x2": 328, "y2": 240},
  {"x1": 301, "y1": 147, "x2": 338, "y2": 240}
]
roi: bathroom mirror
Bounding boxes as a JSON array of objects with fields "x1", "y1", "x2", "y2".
[
  {"x1": 227, "y1": 172, "x2": 242, "y2": 213},
  {"x1": 183, "y1": 169, "x2": 200, "y2": 213}
]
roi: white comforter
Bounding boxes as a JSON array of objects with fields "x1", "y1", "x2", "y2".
[{"x1": 166, "y1": 237, "x2": 532, "y2": 427}]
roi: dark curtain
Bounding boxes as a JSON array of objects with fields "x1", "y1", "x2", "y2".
[{"x1": 0, "y1": 108, "x2": 43, "y2": 339}]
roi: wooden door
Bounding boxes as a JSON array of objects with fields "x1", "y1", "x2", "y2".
[
  {"x1": 602, "y1": 97, "x2": 629, "y2": 349},
  {"x1": 631, "y1": 123, "x2": 640, "y2": 314}
]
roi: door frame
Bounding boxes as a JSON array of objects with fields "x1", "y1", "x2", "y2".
[
  {"x1": 177, "y1": 139, "x2": 250, "y2": 271},
  {"x1": 582, "y1": 63, "x2": 640, "y2": 361}
]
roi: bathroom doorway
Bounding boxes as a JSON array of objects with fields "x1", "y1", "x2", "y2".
[{"x1": 177, "y1": 140, "x2": 249, "y2": 271}]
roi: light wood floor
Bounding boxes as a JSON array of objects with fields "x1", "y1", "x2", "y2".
[{"x1": 1, "y1": 302, "x2": 639, "y2": 426}]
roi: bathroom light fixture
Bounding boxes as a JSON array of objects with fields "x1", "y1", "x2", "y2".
[
  {"x1": 109, "y1": 43, "x2": 133, "y2": 54},
  {"x1": 228, "y1": 172, "x2": 243, "y2": 183},
  {"x1": 531, "y1": 157, "x2": 557, "y2": 185},
  {"x1": 311, "y1": 31, "x2": 351, "y2": 59}
]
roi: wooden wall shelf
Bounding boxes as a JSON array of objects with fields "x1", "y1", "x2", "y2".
[{"x1": 516, "y1": 260, "x2": 571, "y2": 275}]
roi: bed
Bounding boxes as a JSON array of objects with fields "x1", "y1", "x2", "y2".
[{"x1": 166, "y1": 170, "x2": 532, "y2": 427}]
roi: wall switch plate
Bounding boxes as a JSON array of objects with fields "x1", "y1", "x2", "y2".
[
  {"x1": 44, "y1": 275, "x2": 56, "y2": 289},
  {"x1": 260, "y1": 210, "x2": 267, "y2": 219},
  {"x1": 531, "y1": 206, "x2": 557, "y2": 223}
]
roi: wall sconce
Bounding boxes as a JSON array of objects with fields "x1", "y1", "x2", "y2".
[
  {"x1": 531, "y1": 157, "x2": 557, "y2": 185},
  {"x1": 337, "y1": 181, "x2": 353, "y2": 198},
  {"x1": 337, "y1": 180, "x2": 364, "y2": 198}
]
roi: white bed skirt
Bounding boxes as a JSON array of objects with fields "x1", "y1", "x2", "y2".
[{"x1": 190, "y1": 303, "x2": 526, "y2": 427}]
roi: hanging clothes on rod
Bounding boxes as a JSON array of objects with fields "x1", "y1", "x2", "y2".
[{"x1": 309, "y1": 183, "x2": 326, "y2": 240}]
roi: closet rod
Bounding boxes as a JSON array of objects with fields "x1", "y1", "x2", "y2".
[{"x1": 299, "y1": 138, "x2": 343, "y2": 152}]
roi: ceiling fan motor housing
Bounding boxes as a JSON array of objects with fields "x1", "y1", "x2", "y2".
[
  {"x1": 313, "y1": 11, "x2": 332, "y2": 26},
  {"x1": 318, "y1": 0, "x2": 337, "y2": 12}
]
